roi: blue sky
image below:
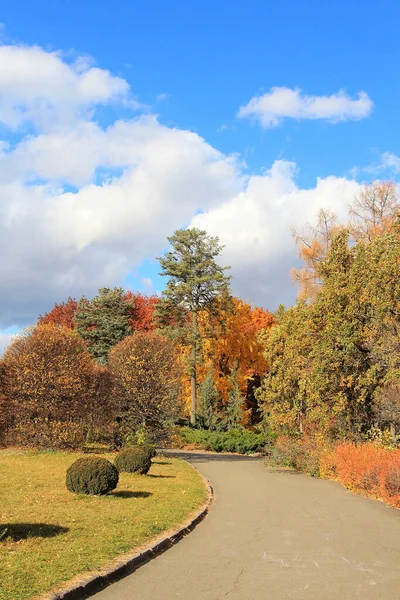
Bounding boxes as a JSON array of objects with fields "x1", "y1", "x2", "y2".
[{"x1": 0, "y1": 0, "x2": 399, "y2": 351}]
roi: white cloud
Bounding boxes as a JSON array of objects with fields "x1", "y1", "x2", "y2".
[
  {"x1": 352, "y1": 151, "x2": 400, "y2": 177},
  {"x1": 0, "y1": 43, "x2": 243, "y2": 327},
  {"x1": 0, "y1": 45, "x2": 132, "y2": 131},
  {"x1": 238, "y1": 86, "x2": 373, "y2": 128},
  {"x1": 190, "y1": 160, "x2": 360, "y2": 306},
  {"x1": 0, "y1": 43, "x2": 365, "y2": 327},
  {"x1": 376, "y1": 152, "x2": 400, "y2": 173}
]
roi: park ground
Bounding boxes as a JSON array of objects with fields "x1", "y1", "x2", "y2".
[{"x1": 0, "y1": 450, "x2": 207, "y2": 600}]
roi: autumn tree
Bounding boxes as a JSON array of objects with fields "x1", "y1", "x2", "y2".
[
  {"x1": 292, "y1": 183, "x2": 399, "y2": 303},
  {"x1": 0, "y1": 365, "x2": 11, "y2": 445},
  {"x1": 75, "y1": 287, "x2": 134, "y2": 363},
  {"x1": 349, "y1": 181, "x2": 399, "y2": 242},
  {"x1": 195, "y1": 298, "x2": 274, "y2": 424},
  {"x1": 126, "y1": 292, "x2": 159, "y2": 331},
  {"x1": 257, "y1": 301, "x2": 316, "y2": 435},
  {"x1": 260, "y1": 224, "x2": 400, "y2": 439},
  {"x1": 108, "y1": 332, "x2": 182, "y2": 432},
  {"x1": 374, "y1": 383, "x2": 400, "y2": 439},
  {"x1": 291, "y1": 208, "x2": 340, "y2": 302},
  {"x1": 1, "y1": 324, "x2": 110, "y2": 448},
  {"x1": 38, "y1": 297, "x2": 78, "y2": 329},
  {"x1": 157, "y1": 228, "x2": 231, "y2": 426}
]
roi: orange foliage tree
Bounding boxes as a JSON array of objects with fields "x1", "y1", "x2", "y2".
[
  {"x1": 180, "y1": 298, "x2": 274, "y2": 424},
  {"x1": 38, "y1": 297, "x2": 78, "y2": 329},
  {"x1": 1, "y1": 324, "x2": 112, "y2": 448}
]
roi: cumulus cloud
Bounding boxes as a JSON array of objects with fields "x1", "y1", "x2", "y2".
[
  {"x1": 0, "y1": 43, "x2": 364, "y2": 327},
  {"x1": 238, "y1": 86, "x2": 373, "y2": 128},
  {"x1": 0, "y1": 43, "x2": 243, "y2": 327},
  {"x1": 0, "y1": 116, "x2": 242, "y2": 327},
  {"x1": 0, "y1": 45, "x2": 132, "y2": 131},
  {"x1": 190, "y1": 161, "x2": 360, "y2": 306}
]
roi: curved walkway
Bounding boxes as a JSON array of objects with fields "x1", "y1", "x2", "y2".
[{"x1": 90, "y1": 450, "x2": 400, "y2": 600}]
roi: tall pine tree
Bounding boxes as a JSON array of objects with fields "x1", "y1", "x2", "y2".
[{"x1": 157, "y1": 228, "x2": 230, "y2": 425}]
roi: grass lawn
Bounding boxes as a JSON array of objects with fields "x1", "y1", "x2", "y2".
[{"x1": 0, "y1": 450, "x2": 207, "y2": 600}]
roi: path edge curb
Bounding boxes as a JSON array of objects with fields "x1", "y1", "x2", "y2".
[{"x1": 41, "y1": 462, "x2": 214, "y2": 600}]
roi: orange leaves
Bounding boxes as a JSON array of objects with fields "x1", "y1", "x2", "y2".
[
  {"x1": 333, "y1": 443, "x2": 400, "y2": 508},
  {"x1": 126, "y1": 293, "x2": 159, "y2": 332},
  {"x1": 273, "y1": 436, "x2": 400, "y2": 509},
  {"x1": 195, "y1": 298, "x2": 274, "y2": 419},
  {"x1": 38, "y1": 297, "x2": 78, "y2": 329}
]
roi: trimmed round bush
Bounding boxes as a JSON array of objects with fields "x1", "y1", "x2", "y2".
[
  {"x1": 140, "y1": 443, "x2": 157, "y2": 459},
  {"x1": 114, "y1": 446, "x2": 152, "y2": 474},
  {"x1": 66, "y1": 457, "x2": 119, "y2": 495}
]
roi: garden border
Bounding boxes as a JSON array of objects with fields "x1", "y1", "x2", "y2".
[{"x1": 40, "y1": 462, "x2": 213, "y2": 600}]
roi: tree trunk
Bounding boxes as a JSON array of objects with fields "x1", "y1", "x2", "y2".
[{"x1": 190, "y1": 311, "x2": 198, "y2": 426}]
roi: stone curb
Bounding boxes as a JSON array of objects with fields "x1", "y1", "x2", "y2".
[{"x1": 40, "y1": 464, "x2": 213, "y2": 600}]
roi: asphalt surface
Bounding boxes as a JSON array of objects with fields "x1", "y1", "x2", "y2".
[{"x1": 89, "y1": 450, "x2": 400, "y2": 600}]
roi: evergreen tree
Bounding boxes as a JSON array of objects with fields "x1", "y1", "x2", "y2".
[
  {"x1": 157, "y1": 228, "x2": 231, "y2": 425},
  {"x1": 198, "y1": 369, "x2": 219, "y2": 430},
  {"x1": 74, "y1": 287, "x2": 134, "y2": 363},
  {"x1": 225, "y1": 362, "x2": 244, "y2": 429}
]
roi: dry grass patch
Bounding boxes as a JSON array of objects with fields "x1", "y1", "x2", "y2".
[{"x1": 0, "y1": 450, "x2": 207, "y2": 600}]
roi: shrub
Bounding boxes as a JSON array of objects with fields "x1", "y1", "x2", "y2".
[
  {"x1": 267, "y1": 435, "x2": 335, "y2": 477},
  {"x1": 383, "y1": 467, "x2": 400, "y2": 500},
  {"x1": 114, "y1": 446, "x2": 152, "y2": 474},
  {"x1": 177, "y1": 427, "x2": 265, "y2": 454},
  {"x1": 140, "y1": 443, "x2": 157, "y2": 459},
  {"x1": 319, "y1": 450, "x2": 337, "y2": 479},
  {"x1": 0, "y1": 389, "x2": 12, "y2": 446},
  {"x1": 66, "y1": 457, "x2": 119, "y2": 495},
  {"x1": 332, "y1": 442, "x2": 400, "y2": 508},
  {"x1": 335, "y1": 443, "x2": 386, "y2": 497},
  {"x1": 9, "y1": 418, "x2": 87, "y2": 450}
]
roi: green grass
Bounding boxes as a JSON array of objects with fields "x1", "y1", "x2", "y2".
[{"x1": 0, "y1": 450, "x2": 207, "y2": 600}]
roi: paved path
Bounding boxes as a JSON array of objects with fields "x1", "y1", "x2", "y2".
[{"x1": 90, "y1": 451, "x2": 400, "y2": 600}]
